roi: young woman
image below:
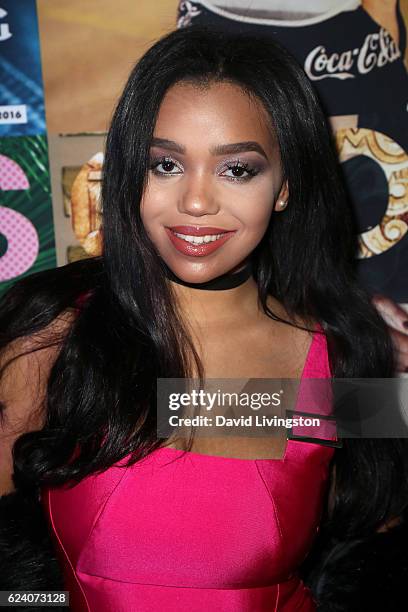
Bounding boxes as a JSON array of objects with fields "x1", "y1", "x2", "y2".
[{"x1": 1, "y1": 26, "x2": 407, "y2": 611}]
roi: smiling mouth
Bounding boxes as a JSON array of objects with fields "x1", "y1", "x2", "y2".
[
  {"x1": 172, "y1": 231, "x2": 229, "y2": 244},
  {"x1": 165, "y1": 227, "x2": 236, "y2": 257}
]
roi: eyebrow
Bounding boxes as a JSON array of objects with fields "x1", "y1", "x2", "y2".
[{"x1": 150, "y1": 138, "x2": 268, "y2": 160}]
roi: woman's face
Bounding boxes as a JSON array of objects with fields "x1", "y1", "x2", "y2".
[{"x1": 140, "y1": 80, "x2": 287, "y2": 283}]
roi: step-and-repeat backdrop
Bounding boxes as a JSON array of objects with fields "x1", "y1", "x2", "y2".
[
  {"x1": 0, "y1": 0, "x2": 407, "y2": 305},
  {"x1": 0, "y1": 0, "x2": 177, "y2": 295}
]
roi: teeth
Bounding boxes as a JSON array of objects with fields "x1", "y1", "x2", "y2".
[{"x1": 173, "y1": 232, "x2": 227, "y2": 244}]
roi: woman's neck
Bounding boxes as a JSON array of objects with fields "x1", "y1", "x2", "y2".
[
  {"x1": 168, "y1": 264, "x2": 261, "y2": 328},
  {"x1": 164, "y1": 260, "x2": 253, "y2": 291}
]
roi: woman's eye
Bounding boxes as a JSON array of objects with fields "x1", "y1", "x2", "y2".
[
  {"x1": 149, "y1": 157, "x2": 259, "y2": 181},
  {"x1": 227, "y1": 166, "x2": 247, "y2": 178},
  {"x1": 221, "y1": 162, "x2": 258, "y2": 182},
  {"x1": 150, "y1": 157, "x2": 182, "y2": 176}
]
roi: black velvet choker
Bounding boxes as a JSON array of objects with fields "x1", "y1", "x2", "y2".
[{"x1": 163, "y1": 261, "x2": 253, "y2": 290}]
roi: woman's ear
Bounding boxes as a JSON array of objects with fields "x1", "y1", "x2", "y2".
[{"x1": 274, "y1": 180, "x2": 289, "y2": 212}]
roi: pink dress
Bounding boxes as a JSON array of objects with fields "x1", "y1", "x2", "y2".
[{"x1": 40, "y1": 329, "x2": 335, "y2": 611}]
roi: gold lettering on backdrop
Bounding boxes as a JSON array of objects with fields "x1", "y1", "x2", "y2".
[{"x1": 335, "y1": 127, "x2": 407, "y2": 258}]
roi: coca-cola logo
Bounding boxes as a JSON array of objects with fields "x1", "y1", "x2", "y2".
[{"x1": 304, "y1": 28, "x2": 400, "y2": 81}]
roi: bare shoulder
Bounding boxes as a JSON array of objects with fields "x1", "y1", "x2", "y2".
[{"x1": 0, "y1": 309, "x2": 76, "y2": 494}]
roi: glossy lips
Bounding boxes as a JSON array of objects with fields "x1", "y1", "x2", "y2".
[{"x1": 166, "y1": 226, "x2": 236, "y2": 257}]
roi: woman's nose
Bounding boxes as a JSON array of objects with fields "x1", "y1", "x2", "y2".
[{"x1": 178, "y1": 173, "x2": 220, "y2": 217}]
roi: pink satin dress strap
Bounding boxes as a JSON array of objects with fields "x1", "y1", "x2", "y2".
[{"x1": 41, "y1": 324, "x2": 335, "y2": 611}]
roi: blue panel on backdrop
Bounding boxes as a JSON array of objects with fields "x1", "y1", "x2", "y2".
[{"x1": 0, "y1": 0, "x2": 46, "y2": 136}]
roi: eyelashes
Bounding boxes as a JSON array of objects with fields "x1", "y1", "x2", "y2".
[
  {"x1": 150, "y1": 156, "x2": 183, "y2": 177},
  {"x1": 149, "y1": 155, "x2": 261, "y2": 183},
  {"x1": 223, "y1": 161, "x2": 259, "y2": 182}
]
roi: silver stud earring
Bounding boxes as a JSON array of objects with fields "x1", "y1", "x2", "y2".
[{"x1": 276, "y1": 199, "x2": 287, "y2": 210}]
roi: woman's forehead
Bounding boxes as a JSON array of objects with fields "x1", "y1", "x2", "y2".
[{"x1": 152, "y1": 81, "x2": 278, "y2": 155}]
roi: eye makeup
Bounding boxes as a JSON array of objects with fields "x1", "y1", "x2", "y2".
[
  {"x1": 150, "y1": 155, "x2": 182, "y2": 177},
  {"x1": 218, "y1": 158, "x2": 261, "y2": 183},
  {"x1": 149, "y1": 153, "x2": 263, "y2": 183}
]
